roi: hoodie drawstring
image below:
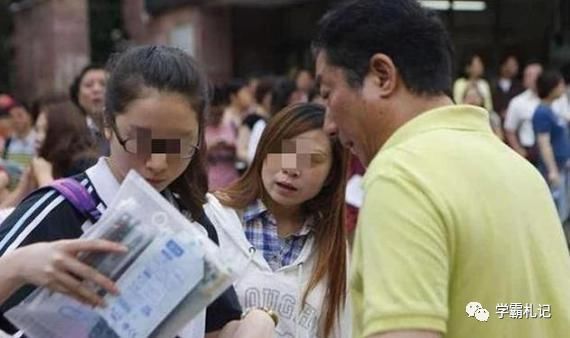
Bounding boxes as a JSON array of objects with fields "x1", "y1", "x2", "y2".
[{"x1": 295, "y1": 262, "x2": 304, "y2": 338}]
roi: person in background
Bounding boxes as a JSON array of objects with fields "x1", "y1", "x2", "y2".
[
  {"x1": 453, "y1": 53, "x2": 493, "y2": 111},
  {"x1": 562, "y1": 62, "x2": 570, "y2": 100},
  {"x1": 69, "y1": 64, "x2": 109, "y2": 155},
  {"x1": 247, "y1": 78, "x2": 302, "y2": 169},
  {"x1": 504, "y1": 63, "x2": 570, "y2": 164},
  {"x1": 0, "y1": 106, "x2": 98, "y2": 210},
  {"x1": 1, "y1": 100, "x2": 37, "y2": 172},
  {"x1": 294, "y1": 69, "x2": 315, "y2": 103},
  {"x1": 463, "y1": 84, "x2": 504, "y2": 140},
  {"x1": 532, "y1": 71, "x2": 570, "y2": 222},
  {"x1": 237, "y1": 78, "x2": 274, "y2": 166},
  {"x1": 222, "y1": 79, "x2": 255, "y2": 135},
  {"x1": 0, "y1": 95, "x2": 14, "y2": 151},
  {"x1": 492, "y1": 54, "x2": 524, "y2": 120},
  {"x1": 206, "y1": 86, "x2": 240, "y2": 191}
]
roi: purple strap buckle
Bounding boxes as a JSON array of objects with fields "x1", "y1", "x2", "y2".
[{"x1": 50, "y1": 178, "x2": 102, "y2": 223}]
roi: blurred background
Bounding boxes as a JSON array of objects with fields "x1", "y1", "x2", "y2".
[
  {"x1": 0, "y1": 0, "x2": 569, "y2": 244},
  {"x1": 0, "y1": 0, "x2": 568, "y2": 108}
]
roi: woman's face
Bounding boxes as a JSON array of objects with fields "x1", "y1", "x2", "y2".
[
  {"x1": 234, "y1": 87, "x2": 254, "y2": 111},
  {"x1": 34, "y1": 111, "x2": 48, "y2": 152},
  {"x1": 79, "y1": 69, "x2": 107, "y2": 118},
  {"x1": 261, "y1": 128, "x2": 332, "y2": 207},
  {"x1": 108, "y1": 89, "x2": 200, "y2": 192},
  {"x1": 467, "y1": 56, "x2": 484, "y2": 78}
]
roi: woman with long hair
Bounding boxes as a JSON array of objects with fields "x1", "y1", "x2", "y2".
[{"x1": 207, "y1": 103, "x2": 351, "y2": 337}]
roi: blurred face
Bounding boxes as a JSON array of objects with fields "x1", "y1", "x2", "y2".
[
  {"x1": 79, "y1": 69, "x2": 107, "y2": 118},
  {"x1": 34, "y1": 112, "x2": 48, "y2": 151},
  {"x1": 296, "y1": 71, "x2": 315, "y2": 93},
  {"x1": 467, "y1": 56, "x2": 484, "y2": 78},
  {"x1": 501, "y1": 57, "x2": 519, "y2": 79},
  {"x1": 233, "y1": 87, "x2": 254, "y2": 111},
  {"x1": 316, "y1": 51, "x2": 379, "y2": 165},
  {"x1": 9, "y1": 106, "x2": 32, "y2": 134},
  {"x1": 548, "y1": 80, "x2": 566, "y2": 100},
  {"x1": 523, "y1": 64, "x2": 543, "y2": 90},
  {"x1": 108, "y1": 89, "x2": 200, "y2": 191},
  {"x1": 261, "y1": 129, "x2": 332, "y2": 207}
]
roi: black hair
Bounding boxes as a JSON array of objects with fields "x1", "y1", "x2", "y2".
[
  {"x1": 499, "y1": 53, "x2": 518, "y2": 67},
  {"x1": 270, "y1": 78, "x2": 297, "y2": 116},
  {"x1": 536, "y1": 70, "x2": 563, "y2": 99},
  {"x1": 312, "y1": 0, "x2": 454, "y2": 96},
  {"x1": 225, "y1": 79, "x2": 249, "y2": 99},
  {"x1": 69, "y1": 64, "x2": 106, "y2": 115},
  {"x1": 254, "y1": 77, "x2": 275, "y2": 104},
  {"x1": 460, "y1": 53, "x2": 483, "y2": 77},
  {"x1": 104, "y1": 45, "x2": 210, "y2": 219},
  {"x1": 9, "y1": 99, "x2": 37, "y2": 123}
]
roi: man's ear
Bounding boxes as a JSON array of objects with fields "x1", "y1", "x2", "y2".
[{"x1": 369, "y1": 53, "x2": 398, "y2": 98}]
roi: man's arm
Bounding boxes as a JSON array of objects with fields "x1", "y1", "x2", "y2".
[
  {"x1": 368, "y1": 330, "x2": 442, "y2": 338},
  {"x1": 505, "y1": 131, "x2": 527, "y2": 157},
  {"x1": 536, "y1": 133, "x2": 560, "y2": 186}
]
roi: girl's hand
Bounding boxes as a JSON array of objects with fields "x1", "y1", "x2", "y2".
[{"x1": 12, "y1": 239, "x2": 127, "y2": 306}]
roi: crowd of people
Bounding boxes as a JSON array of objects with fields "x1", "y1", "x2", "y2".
[{"x1": 0, "y1": 0, "x2": 568, "y2": 337}]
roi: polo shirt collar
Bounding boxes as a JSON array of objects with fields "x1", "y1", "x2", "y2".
[
  {"x1": 365, "y1": 104, "x2": 491, "y2": 180},
  {"x1": 85, "y1": 157, "x2": 121, "y2": 206}
]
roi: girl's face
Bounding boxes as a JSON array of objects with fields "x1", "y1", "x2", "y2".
[
  {"x1": 34, "y1": 111, "x2": 48, "y2": 152},
  {"x1": 79, "y1": 69, "x2": 107, "y2": 117},
  {"x1": 261, "y1": 128, "x2": 332, "y2": 208},
  {"x1": 467, "y1": 56, "x2": 484, "y2": 78},
  {"x1": 108, "y1": 89, "x2": 200, "y2": 192}
]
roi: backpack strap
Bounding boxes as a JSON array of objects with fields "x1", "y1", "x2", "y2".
[{"x1": 49, "y1": 178, "x2": 102, "y2": 223}]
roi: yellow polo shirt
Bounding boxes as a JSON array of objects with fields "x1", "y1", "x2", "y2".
[{"x1": 351, "y1": 105, "x2": 570, "y2": 338}]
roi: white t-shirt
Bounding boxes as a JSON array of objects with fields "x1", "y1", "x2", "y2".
[{"x1": 503, "y1": 89, "x2": 570, "y2": 147}]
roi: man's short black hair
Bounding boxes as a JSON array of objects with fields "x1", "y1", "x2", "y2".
[
  {"x1": 312, "y1": 0, "x2": 454, "y2": 96},
  {"x1": 536, "y1": 70, "x2": 563, "y2": 99}
]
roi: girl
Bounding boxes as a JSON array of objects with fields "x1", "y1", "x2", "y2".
[
  {"x1": 0, "y1": 45, "x2": 275, "y2": 338},
  {"x1": 207, "y1": 103, "x2": 351, "y2": 337},
  {"x1": 453, "y1": 53, "x2": 493, "y2": 111},
  {"x1": 463, "y1": 84, "x2": 504, "y2": 141}
]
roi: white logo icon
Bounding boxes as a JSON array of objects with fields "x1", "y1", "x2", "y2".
[
  {"x1": 475, "y1": 308, "x2": 490, "y2": 322},
  {"x1": 466, "y1": 302, "x2": 489, "y2": 322},
  {"x1": 466, "y1": 302, "x2": 482, "y2": 317}
]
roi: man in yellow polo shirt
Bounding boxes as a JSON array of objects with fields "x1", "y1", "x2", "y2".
[{"x1": 313, "y1": 1, "x2": 570, "y2": 338}]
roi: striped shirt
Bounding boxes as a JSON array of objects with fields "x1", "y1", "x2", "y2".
[
  {"x1": 243, "y1": 200, "x2": 313, "y2": 271},
  {"x1": 0, "y1": 158, "x2": 241, "y2": 335}
]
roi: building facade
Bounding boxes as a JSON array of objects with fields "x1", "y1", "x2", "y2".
[{"x1": 2, "y1": 0, "x2": 569, "y2": 105}]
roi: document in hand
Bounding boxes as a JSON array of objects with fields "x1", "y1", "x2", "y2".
[{"x1": 6, "y1": 171, "x2": 236, "y2": 338}]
